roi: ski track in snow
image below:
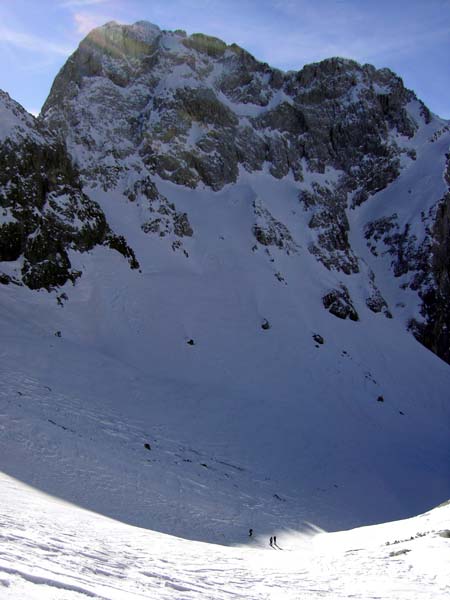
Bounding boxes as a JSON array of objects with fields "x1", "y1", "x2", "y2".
[
  {"x1": 0, "y1": 356, "x2": 306, "y2": 546},
  {"x1": 0, "y1": 474, "x2": 449, "y2": 599}
]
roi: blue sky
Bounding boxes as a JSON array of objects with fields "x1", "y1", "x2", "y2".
[{"x1": 0, "y1": 0, "x2": 449, "y2": 118}]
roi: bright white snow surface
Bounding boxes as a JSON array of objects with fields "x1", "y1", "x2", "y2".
[{"x1": 0, "y1": 473, "x2": 449, "y2": 599}]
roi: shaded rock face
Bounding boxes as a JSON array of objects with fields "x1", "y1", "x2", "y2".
[
  {"x1": 365, "y1": 289, "x2": 392, "y2": 319},
  {"x1": 125, "y1": 175, "x2": 193, "y2": 256},
  {"x1": 0, "y1": 91, "x2": 138, "y2": 290},
  {"x1": 410, "y1": 163, "x2": 450, "y2": 363},
  {"x1": 252, "y1": 200, "x2": 298, "y2": 254},
  {"x1": 300, "y1": 183, "x2": 358, "y2": 275},
  {"x1": 323, "y1": 286, "x2": 359, "y2": 321},
  {"x1": 363, "y1": 151, "x2": 450, "y2": 361}
]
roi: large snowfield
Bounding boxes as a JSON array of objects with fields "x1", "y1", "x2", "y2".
[
  {"x1": 1, "y1": 155, "x2": 450, "y2": 595},
  {"x1": 0, "y1": 472, "x2": 449, "y2": 599},
  {"x1": 1, "y1": 149, "x2": 450, "y2": 539}
]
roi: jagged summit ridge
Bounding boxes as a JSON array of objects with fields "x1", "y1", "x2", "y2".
[{"x1": 41, "y1": 18, "x2": 428, "y2": 210}]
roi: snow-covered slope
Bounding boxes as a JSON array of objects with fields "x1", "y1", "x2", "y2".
[
  {"x1": 1, "y1": 166, "x2": 450, "y2": 542},
  {"x1": 1, "y1": 20, "x2": 450, "y2": 553},
  {"x1": 0, "y1": 473, "x2": 449, "y2": 599}
]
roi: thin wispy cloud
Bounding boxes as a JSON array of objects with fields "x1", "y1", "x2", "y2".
[
  {"x1": 249, "y1": 23, "x2": 450, "y2": 70},
  {"x1": 200, "y1": 3, "x2": 450, "y2": 72},
  {"x1": 60, "y1": 0, "x2": 111, "y2": 7},
  {"x1": 0, "y1": 26, "x2": 72, "y2": 56},
  {"x1": 74, "y1": 12, "x2": 111, "y2": 35},
  {"x1": 0, "y1": 0, "x2": 447, "y2": 118}
]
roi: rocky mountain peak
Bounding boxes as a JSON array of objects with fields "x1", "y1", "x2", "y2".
[
  {"x1": 84, "y1": 19, "x2": 162, "y2": 58},
  {"x1": 41, "y1": 20, "x2": 423, "y2": 194},
  {"x1": 2, "y1": 20, "x2": 450, "y2": 366}
]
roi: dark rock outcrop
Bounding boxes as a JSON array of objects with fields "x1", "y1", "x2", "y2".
[
  {"x1": 323, "y1": 286, "x2": 359, "y2": 321},
  {"x1": 411, "y1": 189, "x2": 450, "y2": 363},
  {"x1": 0, "y1": 91, "x2": 138, "y2": 290}
]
